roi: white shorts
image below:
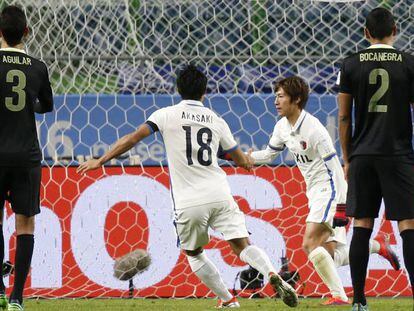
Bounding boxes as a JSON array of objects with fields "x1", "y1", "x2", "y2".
[
  {"x1": 306, "y1": 182, "x2": 338, "y2": 229},
  {"x1": 174, "y1": 200, "x2": 249, "y2": 251}
]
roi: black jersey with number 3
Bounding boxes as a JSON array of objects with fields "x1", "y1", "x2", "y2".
[
  {"x1": 0, "y1": 49, "x2": 53, "y2": 167},
  {"x1": 339, "y1": 45, "x2": 414, "y2": 158}
]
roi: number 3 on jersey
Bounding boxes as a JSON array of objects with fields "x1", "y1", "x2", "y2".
[
  {"x1": 182, "y1": 126, "x2": 213, "y2": 166},
  {"x1": 5, "y1": 69, "x2": 26, "y2": 112}
]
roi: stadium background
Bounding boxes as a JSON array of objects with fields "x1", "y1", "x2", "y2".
[{"x1": 1, "y1": 0, "x2": 412, "y2": 300}]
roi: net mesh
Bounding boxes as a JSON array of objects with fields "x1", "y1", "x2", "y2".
[{"x1": 1, "y1": 0, "x2": 412, "y2": 300}]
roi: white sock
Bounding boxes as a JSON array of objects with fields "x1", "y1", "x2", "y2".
[
  {"x1": 239, "y1": 245, "x2": 276, "y2": 279},
  {"x1": 187, "y1": 252, "x2": 233, "y2": 302},
  {"x1": 309, "y1": 247, "x2": 348, "y2": 301},
  {"x1": 333, "y1": 245, "x2": 349, "y2": 267},
  {"x1": 334, "y1": 240, "x2": 380, "y2": 268},
  {"x1": 369, "y1": 239, "x2": 380, "y2": 254}
]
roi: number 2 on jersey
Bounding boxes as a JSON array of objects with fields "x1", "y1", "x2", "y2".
[
  {"x1": 5, "y1": 69, "x2": 26, "y2": 112},
  {"x1": 182, "y1": 126, "x2": 213, "y2": 166},
  {"x1": 368, "y1": 68, "x2": 389, "y2": 113}
]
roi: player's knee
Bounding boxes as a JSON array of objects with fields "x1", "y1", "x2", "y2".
[
  {"x1": 184, "y1": 247, "x2": 203, "y2": 257},
  {"x1": 227, "y1": 237, "x2": 250, "y2": 257},
  {"x1": 15, "y1": 215, "x2": 35, "y2": 235},
  {"x1": 398, "y1": 219, "x2": 414, "y2": 232},
  {"x1": 302, "y1": 238, "x2": 319, "y2": 254}
]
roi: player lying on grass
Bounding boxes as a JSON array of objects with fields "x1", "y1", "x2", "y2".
[
  {"x1": 77, "y1": 65, "x2": 298, "y2": 308},
  {"x1": 245, "y1": 76, "x2": 400, "y2": 306}
]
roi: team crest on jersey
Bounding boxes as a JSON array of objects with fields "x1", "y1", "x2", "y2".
[{"x1": 300, "y1": 140, "x2": 307, "y2": 150}]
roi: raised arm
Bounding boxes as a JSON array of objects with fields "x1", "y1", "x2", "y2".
[{"x1": 77, "y1": 123, "x2": 152, "y2": 174}]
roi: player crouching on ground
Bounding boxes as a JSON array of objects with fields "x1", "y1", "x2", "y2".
[
  {"x1": 247, "y1": 76, "x2": 400, "y2": 305},
  {"x1": 77, "y1": 65, "x2": 298, "y2": 308}
]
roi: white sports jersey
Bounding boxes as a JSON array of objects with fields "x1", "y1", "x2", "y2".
[
  {"x1": 146, "y1": 100, "x2": 237, "y2": 210},
  {"x1": 251, "y1": 110, "x2": 347, "y2": 203}
]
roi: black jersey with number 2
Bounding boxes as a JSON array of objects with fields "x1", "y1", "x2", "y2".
[
  {"x1": 339, "y1": 46, "x2": 414, "y2": 158},
  {"x1": 0, "y1": 49, "x2": 53, "y2": 167}
]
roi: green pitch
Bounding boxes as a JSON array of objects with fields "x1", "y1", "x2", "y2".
[{"x1": 23, "y1": 298, "x2": 413, "y2": 310}]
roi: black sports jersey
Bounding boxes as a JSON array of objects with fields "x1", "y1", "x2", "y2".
[
  {"x1": 339, "y1": 45, "x2": 414, "y2": 158},
  {"x1": 0, "y1": 48, "x2": 53, "y2": 167}
]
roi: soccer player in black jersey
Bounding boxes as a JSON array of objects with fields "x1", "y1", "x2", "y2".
[
  {"x1": 338, "y1": 8, "x2": 414, "y2": 311},
  {"x1": 0, "y1": 6, "x2": 53, "y2": 311}
]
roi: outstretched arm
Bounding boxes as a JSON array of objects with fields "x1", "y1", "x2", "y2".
[
  {"x1": 250, "y1": 146, "x2": 283, "y2": 164},
  {"x1": 77, "y1": 123, "x2": 152, "y2": 174},
  {"x1": 228, "y1": 147, "x2": 253, "y2": 171}
]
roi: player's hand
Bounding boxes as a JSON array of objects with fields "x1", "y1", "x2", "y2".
[
  {"x1": 333, "y1": 203, "x2": 349, "y2": 228},
  {"x1": 343, "y1": 162, "x2": 349, "y2": 181},
  {"x1": 77, "y1": 159, "x2": 102, "y2": 175},
  {"x1": 246, "y1": 148, "x2": 255, "y2": 167}
]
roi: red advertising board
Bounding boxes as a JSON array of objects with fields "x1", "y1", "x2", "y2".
[{"x1": 3, "y1": 167, "x2": 409, "y2": 298}]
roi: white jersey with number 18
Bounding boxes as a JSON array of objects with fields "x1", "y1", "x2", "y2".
[{"x1": 146, "y1": 99, "x2": 238, "y2": 210}]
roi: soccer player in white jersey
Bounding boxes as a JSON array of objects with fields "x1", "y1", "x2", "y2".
[
  {"x1": 247, "y1": 76, "x2": 400, "y2": 306},
  {"x1": 77, "y1": 65, "x2": 298, "y2": 308}
]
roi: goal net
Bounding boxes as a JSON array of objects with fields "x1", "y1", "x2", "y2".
[{"x1": 1, "y1": 0, "x2": 411, "y2": 299}]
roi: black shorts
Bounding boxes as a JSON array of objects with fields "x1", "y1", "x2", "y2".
[
  {"x1": 0, "y1": 166, "x2": 41, "y2": 217},
  {"x1": 346, "y1": 155, "x2": 414, "y2": 221}
]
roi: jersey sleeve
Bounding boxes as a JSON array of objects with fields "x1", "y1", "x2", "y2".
[
  {"x1": 268, "y1": 123, "x2": 285, "y2": 152},
  {"x1": 338, "y1": 59, "x2": 352, "y2": 94},
  {"x1": 219, "y1": 118, "x2": 237, "y2": 152},
  {"x1": 311, "y1": 126, "x2": 337, "y2": 160},
  {"x1": 250, "y1": 123, "x2": 284, "y2": 164},
  {"x1": 146, "y1": 108, "x2": 167, "y2": 134},
  {"x1": 35, "y1": 63, "x2": 53, "y2": 113}
]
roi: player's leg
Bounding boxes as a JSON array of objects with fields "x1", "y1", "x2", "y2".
[
  {"x1": 328, "y1": 227, "x2": 399, "y2": 270},
  {"x1": 0, "y1": 205, "x2": 6, "y2": 310},
  {"x1": 212, "y1": 200, "x2": 297, "y2": 307},
  {"x1": 0, "y1": 167, "x2": 8, "y2": 309},
  {"x1": 303, "y1": 222, "x2": 348, "y2": 302},
  {"x1": 8, "y1": 215, "x2": 34, "y2": 309},
  {"x1": 184, "y1": 247, "x2": 236, "y2": 307},
  {"x1": 7, "y1": 166, "x2": 41, "y2": 310},
  {"x1": 398, "y1": 219, "x2": 414, "y2": 298},
  {"x1": 347, "y1": 156, "x2": 382, "y2": 308},
  {"x1": 175, "y1": 203, "x2": 236, "y2": 306},
  {"x1": 379, "y1": 155, "x2": 414, "y2": 299},
  {"x1": 0, "y1": 169, "x2": 9, "y2": 309},
  {"x1": 225, "y1": 237, "x2": 298, "y2": 308}
]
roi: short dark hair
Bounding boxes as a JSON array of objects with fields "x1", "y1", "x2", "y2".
[
  {"x1": 0, "y1": 6, "x2": 27, "y2": 46},
  {"x1": 176, "y1": 65, "x2": 207, "y2": 101},
  {"x1": 365, "y1": 8, "x2": 395, "y2": 40},
  {"x1": 275, "y1": 76, "x2": 309, "y2": 109}
]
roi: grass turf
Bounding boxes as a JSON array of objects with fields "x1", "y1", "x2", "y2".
[{"x1": 22, "y1": 297, "x2": 413, "y2": 310}]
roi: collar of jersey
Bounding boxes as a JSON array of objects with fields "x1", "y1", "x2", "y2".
[
  {"x1": 290, "y1": 109, "x2": 307, "y2": 134},
  {"x1": 181, "y1": 100, "x2": 204, "y2": 106},
  {"x1": 0, "y1": 47, "x2": 27, "y2": 54},
  {"x1": 367, "y1": 44, "x2": 395, "y2": 50}
]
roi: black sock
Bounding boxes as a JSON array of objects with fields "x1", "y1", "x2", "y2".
[
  {"x1": 10, "y1": 234, "x2": 34, "y2": 305},
  {"x1": 0, "y1": 225, "x2": 4, "y2": 292},
  {"x1": 349, "y1": 227, "x2": 372, "y2": 305},
  {"x1": 400, "y1": 229, "x2": 414, "y2": 299}
]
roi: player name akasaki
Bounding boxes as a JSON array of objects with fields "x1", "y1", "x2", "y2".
[
  {"x1": 181, "y1": 111, "x2": 213, "y2": 123},
  {"x1": 2, "y1": 55, "x2": 32, "y2": 65},
  {"x1": 359, "y1": 51, "x2": 402, "y2": 62}
]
